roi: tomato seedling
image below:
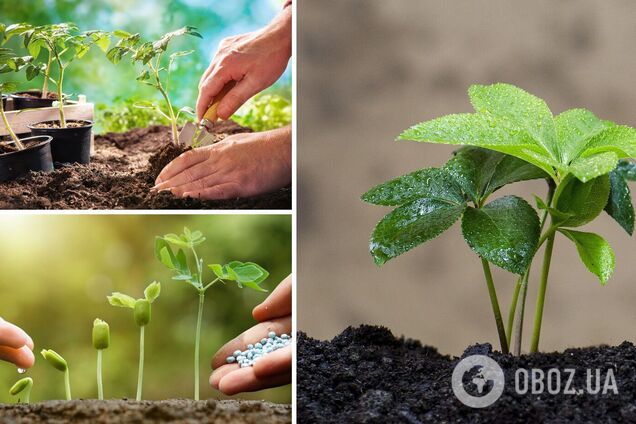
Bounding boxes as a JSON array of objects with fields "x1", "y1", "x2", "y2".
[
  {"x1": 41, "y1": 349, "x2": 71, "y2": 400},
  {"x1": 108, "y1": 281, "x2": 160, "y2": 401},
  {"x1": 107, "y1": 27, "x2": 202, "y2": 145},
  {"x1": 364, "y1": 83, "x2": 635, "y2": 354},
  {"x1": 155, "y1": 227, "x2": 269, "y2": 400}
]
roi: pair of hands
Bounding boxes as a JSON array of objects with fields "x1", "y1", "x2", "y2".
[
  {"x1": 209, "y1": 275, "x2": 291, "y2": 395},
  {"x1": 0, "y1": 317, "x2": 34, "y2": 369},
  {"x1": 153, "y1": 6, "x2": 292, "y2": 200}
]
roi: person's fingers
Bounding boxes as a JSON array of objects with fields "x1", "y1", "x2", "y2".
[
  {"x1": 152, "y1": 161, "x2": 219, "y2": 193},
  {"x1": 0, "y1": 319, "x2": 34, "y2": 350},
  {"x1": 196, "y1": 69, "x2": 234, "y2": 121},
  {"x1": 253, "y1": 275, "x2": 292, "y2": 322},
  {"x1": 216, "y1": 77, "x2": 258, "y2": 120},
  {"x1": 0, "y1": 346, "x2": 35, "y2": 368},
  {"x1": 211, "y1": 317, "x2": 291, "y2": 370},
  {"x1": 213, "y1": 367, "x2": 291, "y2": 395},
  {"x1": 210, "y1": 363, "x2": 239, "y2": 389},
  {"x1": 253, "y1": 345, "x2": 291, "y2": 379},
  {"x1": 182, "y1": 183, "x2": 242, "y2": 200},
  {"x1": 154, "y1": 149, "x2": 209, "y2": 186}
]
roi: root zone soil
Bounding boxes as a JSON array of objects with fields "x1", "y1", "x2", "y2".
[
  {"x1": 298, "y1": 326, "x2": 636, "y2": 423},
  {"x1": 0, "y1": 122, "x2": 291, "y2": 209},
  {"x1": 0, "y1": 399, "x2": 291, "y2": 424}
]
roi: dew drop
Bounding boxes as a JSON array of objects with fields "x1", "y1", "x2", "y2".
[{"x1": 17, "y1": 368, "x2": 26, "y2": 374}]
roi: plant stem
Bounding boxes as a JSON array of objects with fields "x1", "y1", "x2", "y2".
[
  {"x1": 530, "y1": 229, "x2": 556, "y2": 353},
  {"x1": 23, "y1": 387, "x2": 31, "y2": 404},
  {"x1": 0, "y1": 98, "x2": 23, "y2": 148},
  {"x1": 194, "y1": 291, "x2": 205, "y2": 400},
  {"x1": 506, "y1": 275, "x2": 522, "y2": 347},
  {"x1": 480, "y1": 258, "x2": 508, "y2": 354},
  {"x1": 136, "y1": 326, "x2": 145, "y2": 401},
  {"x1": 64, "y1": 369, "x2": 71, "y2": 400},
  {"x1": 57, "y1": 65, "x2": 66, "y2": 128},
  {"x1": 149, "y1": 61, "x2": 179, "y2": 145},
  {"x1": 513, "y1": 271, "x2": 530, "y2": 356},
  {"x1": 97, "y1": 349, "x2": 104, "y2": 400},
  {"x1": 42, "y1": 51, "x2": 52, "y2": 98}
]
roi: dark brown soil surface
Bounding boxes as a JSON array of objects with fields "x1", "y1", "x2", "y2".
[
  {"x1": 13, "y1": 91, "x2": 60, "y2": 100},
  {"x1": 298, "y1": 325, "x2": 636, "y2": 423},
  {"x1": 0, "y1": 122, "x2": 291, "y2": 209},
  {"x1": 30, "y1": 120, "x2": 91, "y2": 129},
  {"x1": 0, "y1": 138, "x2": 46, "y2": 154},
  {"x1": 0, "y1": 399, "x2": 291, "y2": 423}
]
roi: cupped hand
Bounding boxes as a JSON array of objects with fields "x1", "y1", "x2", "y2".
[
  {"x1": 196, "y1": 6, "x2": 291, "y2": 121},
  {"x1": 152, "y1": 126, "x2": 291, "y2": 200},
  {"x1": 210, "y1": 275, "x2": 292, "y2": 395},
  {"x1": 0, "y1": 317, "x2": 35, "y2": 369}
]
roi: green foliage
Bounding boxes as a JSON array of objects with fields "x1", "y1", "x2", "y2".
[
  {"x1": 9, "y1": 377, "x2": 32, "y2": 403},
  {"x1": 399, "y1": 83, "x2": 636, "y2": 182},
  {"x1": 233, "y1": 93, "x2": 292, "y2": 132},
  {"x1": 92, "y1": 318, "x2": 110, "y2": 350},
  {"x1": 559, "y1": 229, "x2": 615, "y2": 285},
  {"x1": 108, "y1": 281, "x2": 161, "y2": 327},
  {"x1": 95, "y1": 98, "x2": 189, "y2": 134},
  {"x1": 40, "y1": 349, "x2": 67, "y2": 372},
  {"x1": 554, "y1": 175, "x2": 610, "y2": 227},
  {"x1": 0, "y1": 46, "x2": 36, "y2": 146},
  {"x1": 605, "y1": 160, "x2": 636, "y2": 235}
]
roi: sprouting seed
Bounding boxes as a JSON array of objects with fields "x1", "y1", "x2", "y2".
[
  {"x1": 9, "y1": 377, "x2": 33, "y2": 403},
  {"x1": 92, "y1": 318, "x2": 110, "y2": 400},
  {"x1": 41, "y1": 349, "x2": 71, "y2": 400}
]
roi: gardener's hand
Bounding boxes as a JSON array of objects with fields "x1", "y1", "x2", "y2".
[
  {"x1": 209, "y1": 275, "x2": 292, "y2": 395},
  {"x1": 196, "y1": 5, "x2": 291, "y2": 121},
  {"x1": 0, "y1": 318, "x2": 35, "y2": 369},
  {"x1": 152, "y1": 126, "x2": 291, "y2": 200}
]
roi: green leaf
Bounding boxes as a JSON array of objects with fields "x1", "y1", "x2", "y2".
[
  {"x1": 362, "y1": 168, "x2": 464, "y2": 206},
  {"x1": 461, "y1": 195, "x2": 540, "y2": 274},
  {"x1": 95, "y1": 34, "x2": 111, "y2": 52},
  {"x1": 554, "y1": 108, "x2": 609, "y2": 164},
  {"x1": 144, "y1": 281, "x2": 161, "y2": 303},
  {"x1": 444, "y1": 147, "x2": 547, "y2": 203},
  {"x1": 567, "y1": 151, "x2": 619, "y2": 183},
  {"x1": 112, "y1": 29, "x2": 132, "y2": 38},
  {"x1": 155, "y1": 238, "x2": 177, "y2": 269},
  {"x1": 107, "y1": 292, "x2": 136, "y2": 309},
  {"x1": 605, "y1": 166, "x2": 634, "y2": 235},
  {"x1": 616, "y1": 159, "x2": 636, "y2": 181},
  {"x1": 175, "y1": 249, "x2": 188, "y2": 273},
  {"x1": 468, "y1": 83, "x2": 558, "y2": 160},
  {"x1": 370, "y1": 198, "x2": 466, "y2": 265},
  {"x1": 582, "y1": 124, "x2": 636, "y2": 158},
  {"x1": 208, "y1": 264, "x2": 228, "y2": 279},
  {"x1": 559, "y1": 229, "x2": 615, "y2": 284},
  {"x1": 555, "y1": 175, "x2": 610, "y2": 227},
  {"x1": 232, "y1": 263, "x2": 269, "y2": 285}
]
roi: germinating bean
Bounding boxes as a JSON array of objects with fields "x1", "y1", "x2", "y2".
[{"x1": 227, "y1": 332, "x2": 292, "y2": 367}]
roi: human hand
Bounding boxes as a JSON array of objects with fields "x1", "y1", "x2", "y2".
[
  {"x1": 0, "y1": 317, "x2": 35, "y2": 369},
  {"x1": 152, "y1": 126, "x2": 291, "y2": 200},
  {"x1": 196, "y1": 6, "x2": 292, "y2": 121},
  {"x1": 209, "y1": 275, "x2": 292, "y2": 395}
]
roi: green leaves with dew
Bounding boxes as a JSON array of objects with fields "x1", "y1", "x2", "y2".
[
  {"x1": 555, "y1": 175, "x2": 610, "y2": 227},
  {"x1": 559, "y1": 229, "x2": 615, "y2": 285},
  {"x1": 605, "y1": 160, "x2": 636, "y2": 235}
]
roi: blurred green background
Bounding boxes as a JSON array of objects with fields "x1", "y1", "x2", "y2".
[
  {"x1": 0, "y1": 0, "x2": 291, "y2": 133},
  {"x1": 0, "y1": 214, "x2": 291, "y2": 404}
]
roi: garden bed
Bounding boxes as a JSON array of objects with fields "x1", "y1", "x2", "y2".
[
  {"x1": 298, "y1": 325, "x2": 636, "y2": 423},
  {"x1": 0, "y1": 399, "x2": 291, "y2": 423},
  {"x1": 0, "y1": 122, "x2": 291, "y2": 209}
]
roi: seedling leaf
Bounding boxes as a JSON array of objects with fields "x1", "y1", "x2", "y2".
[
  {"x1": 144, "y1": 281, "x2": 161, "y2": 303},
  {"x1": 554, "y1": 108, "x2": 609, "y2": 164},
  {"x1": 559, "y1": 229, "x2": 615, "y2": 285},
  {"x1": 107, "y1": 292, "x2": 136, "y2": 309},
  {"x1": 604, "y1": 161, "x2": 635, "y2": 235},
  {"x1": 555, "y1": 175, "x2": 610, "y2": 227}
]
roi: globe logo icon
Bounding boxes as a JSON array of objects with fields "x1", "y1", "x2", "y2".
[{"x1": 451, "y1": 355, "x2": 505, "y2": 408}]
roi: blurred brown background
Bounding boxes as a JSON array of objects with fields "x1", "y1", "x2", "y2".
[{"x1": 298, "y1": 0, "x2": 636, "y2": 354}]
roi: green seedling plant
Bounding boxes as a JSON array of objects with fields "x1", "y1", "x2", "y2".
[
  {"x1": 155, "y1": 227, "x2": 269, "y2": 400},
  {"x1": 364, "y1": 83, "x2": 635, "y2": 355},
  {"x1": 0, "y1": 47, "x2": 37, "y2": 149},
  {"x1": 9, "y1": 377, "x2": 33, "y2": 403},
  {"x1": 108, "y1": 281, "x2": 160, "y2": 401},
  {"x1": 92, "y1": 318, "x2": 110, "y2": 400},
  {"x1": 107, "y1": 27, "x2": 202, "y2": 145},
  {"x1": 41, "y1": 349, "x2": 71, "y2": 400},
  {"x1": 2, "y1": 23, "x2": 111, "y2": 128}
]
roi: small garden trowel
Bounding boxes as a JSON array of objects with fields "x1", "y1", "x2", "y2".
[{"x1": 177, "y1": 81, "x2": 235, "y2": 147}]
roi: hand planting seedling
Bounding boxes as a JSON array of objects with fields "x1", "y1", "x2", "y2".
[
  {"x1": 364, "y1": 83, "x2": 635, "y2": 354},
  {"x1": 107, "y1": 27, "x2": 202, "y2": 145},
  {"x1": 155, "y1": 227, "x2": 269, "y2": 400},
  {"x1": 108, "y1": 281, "x2": 160, "y2": 401},
  {"x1": 92, "y1": 318, "x2": 110, "y2": 400},
  {"x1": 226, "y1": 332, "x2": 291, "y2": 368},
  {"x1": 9, "y1": 377, "x2": 33, "y2": 404},
  {"x1": 40, "y1": 349, "x2": 71, "y2": 400}
]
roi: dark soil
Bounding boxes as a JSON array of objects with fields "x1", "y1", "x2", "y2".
[
  {"x1": 298, "y1": 325, "x2": 636, "y2": 423},
  {"x1": 0, "y1": 122, "x2": 291, "y2": 209},
  {"x1": 13, "y1": 91, "x2": 59, "y2": 100},
  {"x1": 30, "y1": 120, "x2": 91, "y2": 129},
  {"x1": 0, "y1": 399, "x2": 291, "y2": 424},
  {"x1": 0, "y1": 139, "x2": 45, "y2": 154}
]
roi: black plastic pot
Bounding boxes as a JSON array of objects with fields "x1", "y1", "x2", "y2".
[
  {"x1": 0, "y1": 135, "x2": 54, "y2": 182},
  {"x1": 28, "y1": 120, "x2": 93, "y2": 165},
  {"x1": 10, "y1": 90, "x2": 61, "y2": 110}
]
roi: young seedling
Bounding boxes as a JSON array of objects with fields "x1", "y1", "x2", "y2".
[
  {"x1": 107, "y1": 27, "x2": 202, "y2": 145},
  {"x1": 41, "y1": 349, "x2": 71, "y2": 400},
  {"x1": 155, "y1": 227, "x2": 269, "y2": 400},
  {"x1": 0, "y1": 47, "x2": 38, "y2": 149},
  {"x1": 3, "y1": 23, "x2": 111, "y2": 127},
  {"x1": 92, "y1": 318, "x2": 110, "y2": 400},
  {"x1": 9, "y1": 377, "x2": 33, "y2": 403},
  {"x1": 107, "y1": 281, "x2": 160, "y2": 401},
  {"x1": 364, "y1": 83, "x2": 635, "y2": 354}
]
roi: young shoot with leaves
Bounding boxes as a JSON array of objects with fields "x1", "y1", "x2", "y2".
[
  {"x1": 155, "y1": 227, "x2": 269, "y2": 400},
  {"x1": 40, "y1": 349, "x2": 71, "y2": 400},
  {"x1": 107, "y1": 281, "x2": 160, "y2": 401},
  {"x1": 364, "y1": 83, "x2": 635, "y2": 355},
  {"x1": 107, "y1": 27, "x2": 202, "y2": 145}
]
